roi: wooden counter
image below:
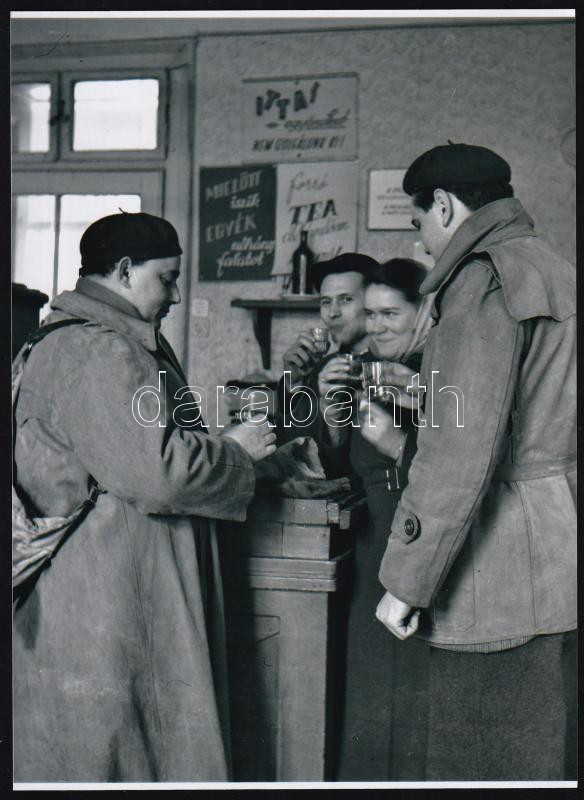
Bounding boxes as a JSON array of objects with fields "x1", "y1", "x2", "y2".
[{"x1": 219, "y1": 491, "x2": 365, "y2": 782}]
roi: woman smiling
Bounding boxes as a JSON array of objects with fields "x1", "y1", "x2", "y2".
[{"x1": 319, "y1": 258, "x2": 433, "y2": 780}]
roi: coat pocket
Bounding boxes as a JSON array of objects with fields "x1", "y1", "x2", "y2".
[
  {"x1": 430, "y1": 535, "x2": 476, "y2": 632},
  {"x1": 517, "y1": 475, "x2": 577, "y2": 632}
]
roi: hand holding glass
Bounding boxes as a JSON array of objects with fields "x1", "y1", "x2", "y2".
[{"x1": 361, "y1": 361, "x2": 395, "y2": 404}]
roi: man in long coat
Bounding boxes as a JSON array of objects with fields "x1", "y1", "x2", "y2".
[
  {"x1": 373, "y1": 144, "x2": 576, "y2": 780},
  {"x1": 13, "y1": 212, "x2": 276, "y2": 782}
]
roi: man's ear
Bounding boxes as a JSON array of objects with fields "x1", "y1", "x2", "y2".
[
  {"x1": 116, "y1": 256, "x2": 133, "y2": 287},
  {"x1": 433, "y1": 189, "x2": 454, "y2": 228}
]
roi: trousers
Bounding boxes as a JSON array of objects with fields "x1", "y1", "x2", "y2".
[{"x1": 425, "y1": 630, "x2": 577, "y2": 781}]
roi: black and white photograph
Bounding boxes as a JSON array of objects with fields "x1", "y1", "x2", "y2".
[{"x1": 10, "y1": 9, "x2": 577, "y2": 790}]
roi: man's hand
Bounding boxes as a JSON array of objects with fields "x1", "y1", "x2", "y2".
[
  {"x1": 379, "y1": 363, "x2": 424, "y2": 411},
  {"x1": 222, "y1": 416, "x2": 277, "y2": 462},
  {"x1": 317, "y1": 354, "x2": 353, "y2": 397},
  {"x1": 375, "y1": 590, "x2": 420, "y2": 640},
  {"x1": 358, "y1": 397, "x2": 407, "y2": 460},
  {"x1": 283, "y1": 332, "x2": 319, "y2": 385}
]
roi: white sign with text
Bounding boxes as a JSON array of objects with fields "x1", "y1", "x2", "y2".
[
  {"x1": 273, "y1": 161, "x2": 358, "y2": 277},
  {"x1": 368, "y1": 169, "x2": 412, "y2": 230},
  {"x1": 242, "y1": 73, "x2": 358, "y2": 163}
]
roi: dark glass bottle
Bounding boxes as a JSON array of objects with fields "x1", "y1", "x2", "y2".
[{"x1": 291, "y1": 230, "x2": 315, "y2": 294}]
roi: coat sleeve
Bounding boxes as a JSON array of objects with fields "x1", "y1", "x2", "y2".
[
  {"x1": 55, "y1": 329, "x2": 255, "y2": 521},
  {"x1": 379, "y1": 259, "x2": 525, "y2": 607}
]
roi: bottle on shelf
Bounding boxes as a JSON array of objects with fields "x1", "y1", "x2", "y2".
[{"x1": 291, "y1": 229, "x2": 315, "y2": 294}]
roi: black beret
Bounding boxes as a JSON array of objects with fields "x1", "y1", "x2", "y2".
[
  {"x1": 80, "y1": 212, "x2": 182, "y2": 268},
  {"x1": 402, "y1": 143, "x2": 511, "y2": 195},
  {"x1": 310, "y1": 252, "x2": 379, "y2": 293}
]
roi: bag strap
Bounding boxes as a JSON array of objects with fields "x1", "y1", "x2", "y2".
[
  {"x1": 13, "y1": 317, "x2": 106, "y2": 500},
  {"x1": 15, "y1": 317, "x2": 91, "y2": 366}
]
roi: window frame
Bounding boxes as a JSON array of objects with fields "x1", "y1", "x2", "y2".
[
  {"x1": 12, "y1": 169, "x2": 164, "y2": 298},
  {"x1": 60, "y1": 68, "x2": 169, "y2": 162},
  {"x1": 11, "y1": 72, "x2": 60, "y2": 163},
  {"x1": 11, "y1": 36, "x2": 195, "y2": 361}
]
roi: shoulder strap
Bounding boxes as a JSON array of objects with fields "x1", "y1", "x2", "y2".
[
  {"x1": 12, "y1": 317, "x2": 105, "y2": 497},
  {"x1": 15, "y1": 318, "x2": 90, "y2": 367}
]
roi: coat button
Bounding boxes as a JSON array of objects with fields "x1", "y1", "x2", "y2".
[{"x1": 404, "y1": 518, "x2": 415, "y2": 536}]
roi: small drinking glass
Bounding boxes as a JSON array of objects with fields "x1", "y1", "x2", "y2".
[
  {"x1": 239, "y1": 390, "x2": 269, "y2": 422},
  {"x1": 310, "y1": 326, "x2": 330, "y2": 356},
  {"x1": 341, "y1": 352, "x2": 363, "y2": 380},
  {"x1": 361, "y1": 361, "x2": 394, "y2": 404}
]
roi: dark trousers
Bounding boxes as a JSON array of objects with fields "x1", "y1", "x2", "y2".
[{"x1": 425, "y1": 630, "x2": 577, "y2": 781}]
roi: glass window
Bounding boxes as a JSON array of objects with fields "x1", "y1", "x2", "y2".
[
  {"x1": 57, "y1": 194, "x2": 141, "y2": 293},
  {"x1": 72, "y1": 79, "x2": 159, "y2": 151},
  {"x1": 12, "y1": 193, "x2": 141, "y2": 308},
  {"x1": 12, "y1": 195, "x2": 56, "y2": 298},
  {"x1": 12, "y1": 83, "x2": 51, "y2": 153}
]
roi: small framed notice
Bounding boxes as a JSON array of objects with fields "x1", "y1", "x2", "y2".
[{"x1": 367, "y1": 169, "x2": 412, "y2": 230}]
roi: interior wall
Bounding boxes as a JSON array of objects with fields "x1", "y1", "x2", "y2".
[
  {"x1": 190, "y1": 22, "x2": 575, "y2": 429},
  {"x1": 11, "y1": 19, "x2": 575, "y2": 428}
]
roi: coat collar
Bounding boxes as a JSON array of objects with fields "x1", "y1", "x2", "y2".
[
  {"x1": 420, "y1": 198, "x2": 537, "y2": 296},
  {"x1": 50, "y1": 277, "x2": 159, "y2": 352}
]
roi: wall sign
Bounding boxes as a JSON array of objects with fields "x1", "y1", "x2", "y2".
[
  {"x1": 367, "y1": 169, "x2": 412, "y2": 230},
  {"x1": 242, "y1": 73, "x2": 358, "y2": 163},
  {"x1": 274, "y1": 161, "x2": 358, "y2": 275},
  {"x1": 199, "y1": 165, "x2": 276, "y2": 281}
]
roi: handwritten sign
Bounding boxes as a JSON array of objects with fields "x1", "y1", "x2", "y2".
[
  {"x1": 242, "y1": 74, "x2": 358, "y2": 163},
  {"x1": 367, "y1": 169, "x2": 412, "y2": 230},
  {"x1": 274, "y1": 161, "x2": 358, "y2": 275},
  {"x1": 199, "y1": 166, "x2": 276, "y2": 281}
]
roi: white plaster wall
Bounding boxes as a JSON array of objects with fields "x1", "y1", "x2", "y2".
[{"x1": 188, "y1": 23, "x2": 574, "y2": 429}]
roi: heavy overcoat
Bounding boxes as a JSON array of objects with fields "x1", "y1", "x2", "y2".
[
  {"x1": 379, "y1": 198, "x2": 577, "y2": 646},
  {"x1": 13, "y1": 280, "x2": 256, "y2": 782}
]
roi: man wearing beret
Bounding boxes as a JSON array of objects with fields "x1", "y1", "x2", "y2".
[
  {"x1": 276, "y1": 252, "x2": 378, "y2": 446},
  {"x1": 373, "y1": 144, "x2": 576, "y2": 779},
  {"x1": 13, "y1": 212, "x2": 276, "y2": 781}
]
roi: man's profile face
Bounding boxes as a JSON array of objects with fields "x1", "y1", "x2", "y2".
[
  {"x1": 319, "y1": 271, "x2": 367, "y2": 347},
  {"x1": 410, "y1": 197, "x2": 449, "y2": 262},
  {"x1": 126, "y1": 256, "x2": 181, "y2": 327}
]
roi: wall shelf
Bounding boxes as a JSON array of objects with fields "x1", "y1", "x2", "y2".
[{"x1": 231, "y1": 296, "x2": 320, "y2": 370}]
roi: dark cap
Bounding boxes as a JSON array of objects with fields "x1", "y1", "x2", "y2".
[
  {"x1": 80, "y1": 212, "x2": 183, "y2": 268},
  {"x1": 311, "y1": 252, "x2": 379, "y2": 293},
  {"x1": 402, "y1": 142, "x2": 511, "y2": 196}
]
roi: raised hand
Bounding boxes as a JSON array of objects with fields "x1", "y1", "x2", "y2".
[
  {"x1": 282, "y1": 331, "x2": 320, "y2": 385},
  {"x1": 379, "y1": 362, "x2": 424, "y2": 411}
]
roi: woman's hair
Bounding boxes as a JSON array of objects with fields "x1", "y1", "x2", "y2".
[{"x1": 364, "y1": 258, "x2": 427, "y2": 304}]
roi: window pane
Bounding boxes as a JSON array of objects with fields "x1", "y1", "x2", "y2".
[
  {"x1": 12, "y1": 83, "x2": 51, "y2": 153},
  {"x1": 57, "y1": 195, "x2": 141, "y2": 294},
  {"x1": 13, "y1": 195, "x2": 56, "y2": 299},
  {"x1": 73, "y1": 80, "x2": 159, "y2": 151}
]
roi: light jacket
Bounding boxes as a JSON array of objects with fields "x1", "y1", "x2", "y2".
[
  {"x1": 13, "y1": 278, "x2": 256, "y2": 781},
  {"x1": 379, "y1": 198, "x2": 576, "y2": 647}
]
